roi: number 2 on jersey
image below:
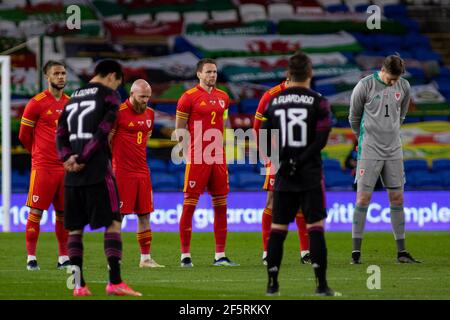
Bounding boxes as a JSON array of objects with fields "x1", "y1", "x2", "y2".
[{"x1": 211, "y1": 111, "x2": 216, "y2": 125}]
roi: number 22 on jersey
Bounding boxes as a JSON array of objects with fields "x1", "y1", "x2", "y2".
[{"x1": 66, "y1": 100, "x2": 96, "y2": 141}]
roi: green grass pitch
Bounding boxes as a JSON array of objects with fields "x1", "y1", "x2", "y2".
[{"x1": 0, "y1": 231, "x2": 449, "y2": 300}]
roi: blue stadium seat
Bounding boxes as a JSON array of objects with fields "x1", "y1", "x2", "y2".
[
  {"x1": 408, "y1": 171, "x2": 443, "y2": 189},
  {"x1": 147, "y1": 159, "x2": 168, "y2": 172},
  {"x1": 228, "y1": 173, "x2": 238, "y2": 190},
  {"x1": 315, "y1": 84, "x2": 336, "y2": 96},
  {"x1": 151, "y1": 172, "x2": 179, "y2": 191},
  {"x1": 167, "y1": 161, "x2": 186, "y2": 173},
  {"x1": 326, "y1": 4, "x2": 349, "y2": 13},
  {"x1": 423, "y1": 116, "x2": 449, "y2": 122},
  {"x1": 413, "y1": 50, "x2": 442, "y2": 62},
  {"x1": 383, "y1": 4, "x2": 407, "y2": 18},
  {"x1": 403, "y1": 116, "x2": 422, "y2": 124},
  {"x1": 228, "y1": 103, "x2": 240, "y2": 114},
  {"x1": 154, "y1": 103, "x2": 176, "y2": 114},
  {"x1": 406, "y1": 68, "x2": 425, "y2": 79},
  {"x1": 441, "y1": 171, "x2": 450, "y2": 188},
  {"x1": 11, "y1": 170, "x2": 30, "y2": 193},
  {"x1": 404, "y1": 159, "x2": 429, "y2": 173},
  {"x1": 397, "y1": 18, "x2": 420, "y2": 33},
  {"x1": 240, "y1": 99, "x2": 259, "y2": 114},
  {"x1": 432, "y1": 159, "x2": 450, "y2": 172},
  {"x1": 355, "y1": 4, "x2": 369, "y2": 13},
  {"x1": 323, "y1": 159, "x2": 341, "y2": 171},
  {"x1": 236, "y1": 172, "x2": 265, "y2": 190},
  {"x1": 324, "y1": 171, "x2": 353, "y2": 190},
  {"x1": 403, "y1": 33, "x2": 431, "y2": 50},
  {"x1": 228, "y1": 162, "x2": 257, "y2": 173}
]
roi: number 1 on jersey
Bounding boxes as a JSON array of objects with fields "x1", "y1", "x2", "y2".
[{"x1": 385, "y1": 104, "x2": 389, "y2": 117}]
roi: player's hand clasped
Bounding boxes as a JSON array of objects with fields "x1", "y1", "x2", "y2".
[
  {"x1": 278, "y1": 158, "x2": 298, "y2": 177},
  {"x1": 64, "y1": 154, "x2": 85, "y2": 172}
]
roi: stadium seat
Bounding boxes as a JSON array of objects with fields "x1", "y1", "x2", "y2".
[
  {"x1": 423, "y1": 116, "x2": 449, "y2": 122},
  {"x1": 441, "y1": 171, "x2": 450, "y2": 188},
  {"x1": 239, "y1": 3, "x2": 267, "y2": 23},
  {"x1": 127, "y1": 13, "x2": 152, "y2": 23},
  {"x1": 155, "y1": 12, "x2": 181, "y2": 23},
  {"x1": 167, "y1": 161, "x2": 186, "y2": 173},
  {"x1": 228, "y1": 173, "x2": 238, "y2": 190},
  {"x1": 323, "y1": 159, "x2": 341, "y2": 171},
  {"x1": 432, "y1": 159, "x2": 450, "y2": 172},
  {"x1": 324, "y1": 171, "x2": 353, "y2": 190},
  {"x1": 148, "y1": 159, "x2": 168, "y2": 172},
  {"x1": 211, "y1": 9, "x2": 239, "y2": 23},
  {"x1": 343, "y1": 0, "x2": 368, "y2": 12},
  {"x1": 154, "y1": 103, "x2": 177, "y2": 114},
  {"x1": 326, "y1": 3, "x2": 349, "y2": 12},
  {"x1": 240, "y1": 99, "x2": 259, "y2": 114},
  {"x1": 183, "y1": 11, "x2": 209, "y2": 24},
  {"x1": 228, "y1": 162, "x2": 257, "y2": 173},
  {"x1": 228, "y1": 104, "x2": 240, "y2": 114},
  {"x1": 408, "y1": 171, "x2": 443, "y2": 189},
  {"x1": 403, "y1": 116, "x2": 422, "y2": 124},
  {"x1": 267, "y1": 3, "x2": 295, "y2": 20},
  {"x1": 236, "y1": 171, "x2": 265, "y2": 190},
  {"x1": 404, "y1": 159, "x2": 429, "y2": 173},
  {"x1": 11, "y1": 170, "x2": 30, "y2": 193},
  {"x1": 383, "y1": 4, "x2": 407, "y2": 18},
  {"x1": 151, "y1": 172, "x2": 179, "y2": 191}
]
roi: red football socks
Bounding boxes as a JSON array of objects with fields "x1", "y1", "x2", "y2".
[
  {"x1": 179, "y1": 194, "x2": 199, "y2": 254},
  {"x1": 212, "y1": 195, "x2": 227, "y2": 253},
  {"x1": 55, "y1": 215, "x2": 69, "y2": 256},
  {"x1": 136, "y1": 229, "x2": 152, "y2": 255},
  {"x1": 26, "y1": 212, "x2": 42, "y2": 256},
  {"x1": 296, "y1": 212, "x2": 310, "y2": 252},
  {"x1": 262, "y1": 208, "x2": 272, "y2": 252}
]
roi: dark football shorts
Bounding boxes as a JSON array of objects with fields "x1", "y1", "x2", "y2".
[
  {"x1": 64, "y1": 177, "x2": 122, "y2": 231},
  {"x1": 272, "y1": 185, "x2": 327, "y2": 225}
]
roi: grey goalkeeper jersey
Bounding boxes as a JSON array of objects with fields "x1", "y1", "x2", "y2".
[{"x1": 349, "y1": 72, "x2": 410, "y2": 160}]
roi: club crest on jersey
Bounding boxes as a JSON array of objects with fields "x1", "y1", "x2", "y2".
[
  {"x1": 219, "y1": 99, "x2": 225, "y2": 109},
  {"x1": 395, "y1": 92, "x2": 401, "y2": 101},
  {"x1": 359, "y1": 169, "x2": 365, "y2": 176},
  {"x1": 189, "y1": 181, "x2": 196, "y2": 188},
  {"x1": 146, "y1": 120, "x2": 152, "y2": 128},
  {"x1": 32, "y1": 195, "x2": 39, "y2": 203},
  {"x1": 269, "y1": 178, "x2": 275, "y2": 186}
]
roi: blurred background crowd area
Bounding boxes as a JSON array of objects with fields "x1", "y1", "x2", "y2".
[{"x1": 1, "y1": 0, "x2": 449, "y2": 191}]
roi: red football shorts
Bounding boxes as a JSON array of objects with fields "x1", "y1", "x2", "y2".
[
  {"x1": 26, "y1": 168, "x2": 65, "y2": 211},
  {"x1": 183, "y1": 163, "x2": 229, "y2": 195},
  {"x1": 115, "y1": 175, "x2": 154, "y2": 215}
]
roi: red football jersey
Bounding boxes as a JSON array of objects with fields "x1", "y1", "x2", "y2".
[
  {"x1": 19, "y1": 89, "x2": 69, "y2": 170},
  {"x1": 111, "y1": 99, "x2": 154, "y2": 177},
  {"x1": 176, "y1": 85, "x2": 229, "y2": 162},
  {"x1": 253, "y1": 81, "x2": 286, "y2": 132}
]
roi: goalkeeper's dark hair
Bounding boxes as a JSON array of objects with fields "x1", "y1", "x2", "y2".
[
  {"x1": 94, "y1": 59, "x2": 123, "y2": 81},
  {"x1": 382, "y1": 54, "x2": 405, "y2": 76},
  {"x1": 196, "y1": 58, "x2": 217, "y2": 73},
  {"x1": 288, "y1": 52, "x2": 312, "y2": 82},
  {"x1": 43, "y1": 60, "x2": 65, "y2": 75}
]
